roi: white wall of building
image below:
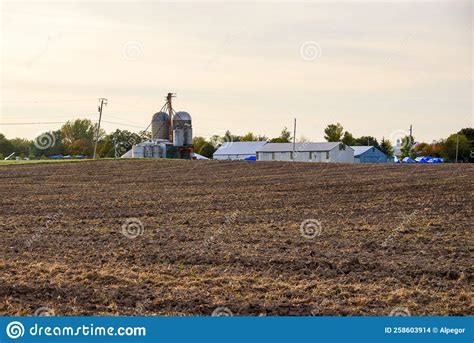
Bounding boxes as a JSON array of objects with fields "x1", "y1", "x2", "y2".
[
  {"x1": 329, "y1": 145, "x2": 354, "y2": 163},
  {"x1": 257, "y1": 145, "x2": 354, "y2": 163},
  {"x1": 214, "y1": 154, "x2": 256, "y2": 160}
]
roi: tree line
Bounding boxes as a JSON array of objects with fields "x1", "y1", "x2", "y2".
[
  {"x1": 0, "y1": 119, "x2": 151, "y2": 159},
  {"x1": 0, "y1": 119, "x2": 472, "y2": 162},
  {"x1": 322, "y1": 123, "x2": 473, "y2": 162}
]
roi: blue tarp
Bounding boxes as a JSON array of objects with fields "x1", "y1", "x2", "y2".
[
  {"x1": 402, "y1": 157, "x2": 416, "y2": 163},
  {"x1": 415, "y1": 156, "x2": 444, "y2": 163},
  {"x1": 429, "y1": 157, "x2": 443, "y2": 163},
  {"x1": 244, "y1": 155, "x2": 257, "y2": 161}
]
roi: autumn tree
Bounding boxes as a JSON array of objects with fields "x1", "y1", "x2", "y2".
[{"x1": 61, "y1": 119, "x2": 104, "y2": 156}]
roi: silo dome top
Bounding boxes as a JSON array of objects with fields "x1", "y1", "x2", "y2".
[
  {"x1": 173, "y1": 111, "x2": 192, "y2": 121},
  {"x1": 152, "y1": 111, "x2": 170, "y2": 122}
]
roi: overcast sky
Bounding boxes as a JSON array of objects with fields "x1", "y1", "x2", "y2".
[{"x1": 1, "y1": 1, "x2": 472, "y2": 143}]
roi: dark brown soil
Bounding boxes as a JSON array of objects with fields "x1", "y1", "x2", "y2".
[{"x1": 0, "y1": 159, "x2": 472, "y2": 316}]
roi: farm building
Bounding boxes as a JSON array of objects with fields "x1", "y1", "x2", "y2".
[
  {"x1": 256, "y1": 142, "x2": 354, "y2": 163},
  {"x1": 351, "y1": 146, "x2": 391, "y2": 163},
  {"x1": 213, "y1": 141, "x2": 268, "y2": 160}
]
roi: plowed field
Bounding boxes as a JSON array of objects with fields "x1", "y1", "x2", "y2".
[{"x1": 0, "y1": 160, "x2": 472, "y2": 316}]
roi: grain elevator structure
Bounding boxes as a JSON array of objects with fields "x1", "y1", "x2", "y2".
[{"x1": 122, "y1": 93, "x2": 194, "y2": 159}]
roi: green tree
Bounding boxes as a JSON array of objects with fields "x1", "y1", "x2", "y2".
[
  {"x1": 379, "y1": 138, "x2": 394, "y2": 157},
  {"x1": 440, "y1": 134, "x2": 470, "y2": 162},
  {"x1": 105, "y1": 129, "x2": 141, "y2": 157},
  {"x1": 192, "y1": 136, "x2": 207, "y2": 153},
  {"x1": 241, "y1": 132, "x2": 257, "y2": 141},
  {"x1": 209, "y1": 131, "x2": 241, "y2": 148},
  {"x1": 458, "y1": 128, "x2": 474, "y2": 162},
  {"x1": 355, "y1": 136, "x2": 380, "y2": 149},
  {"x1": 400, "y1": 135, "x2": 415, "y2": 158},
  {"x1": 139, "y1": 130, "x2": 152, "y2": 140},
  {"x1": 324, "y1": 123, "x2": 344, "y2": 142},
  {"x1": 269, "y1": 127, "x2": 292, "y2": 143},
  {"x1": 342, "y1": 131, "x2": 356, "y2": 145},
  {"x1": 9, "y1": 138, "x2": 32, "y2": 157},
  {"x1": 240, "y1": 132, "x2": 267, "y2": 141},
  {"x1": 198, "y1": 142, "x2": 216, "y2": 158},
  {"x1": 31, "y1": 130, "x2": 65, "y2": 158},
  {"x1": 224, "y1": 130, "x2": 241, "y2": 143},
  {"x1": 0, "y1": 133, "x2": 14, "y2": 157}
]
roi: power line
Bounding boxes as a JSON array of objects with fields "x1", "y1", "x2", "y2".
[
  {"x1": 0, "y1": 119, "x2": 147, "y2": 130},
  {"x1": 101, "y1": 120, "x2": 144, "y2": 129},
  {"x1": 0, "y1": 99, "x2": 96, "y2": 103},
  {"x1": 0, "y1": 121, "x2": 73, "y2": 125}
]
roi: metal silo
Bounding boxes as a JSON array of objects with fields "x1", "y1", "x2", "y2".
[
  {"x1": 151, "y1": 111, "x2": 170, "y2": 141},
  {"x1": 173, "y1": 111, "x2": 192, "y2": 145}
]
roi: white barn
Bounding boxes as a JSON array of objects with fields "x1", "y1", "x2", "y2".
[
  {"x1": 256, "y1": 142, "x2": 354, "y2": 163},
  {"x1": 213, "y1": 141, "x2": 267, "y2": 160}
]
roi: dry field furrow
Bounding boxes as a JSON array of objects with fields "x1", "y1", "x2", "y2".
[{"x1": 0, "y1": 160, "x2": 472, "y2": 316}]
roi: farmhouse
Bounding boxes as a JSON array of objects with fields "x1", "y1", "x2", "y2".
[
  {"x1": 256, "y1": 142, "x2": 354, "y2": 163},
  {"x1": 351, "y1": 146, "x2": 391, "y2": 163},
  {"x1": 213, "y1": 141, "x2": 268, "y2": 160}
]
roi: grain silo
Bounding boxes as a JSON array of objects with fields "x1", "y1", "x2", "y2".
[
  {"x1": 151, "y1": 111, "x2": 170, "y2": 140},
  {"x1": 122, "y1": 93, "x2": 194, "y2": 159},
  {"x1": 173, "y1": 111, "x2": 193, "y2": 146}
]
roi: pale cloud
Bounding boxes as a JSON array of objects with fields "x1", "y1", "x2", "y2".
[{"x1": 1, "y1": 1, "x2": 472, "y2": 142}]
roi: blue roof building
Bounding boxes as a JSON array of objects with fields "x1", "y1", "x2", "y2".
[{"x1": 351, "y1": 146, "x2": 392, "y2": 163}]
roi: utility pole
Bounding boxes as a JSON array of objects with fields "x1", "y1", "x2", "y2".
[
  {"x1": 409, "y1": 124, "x2": 413, "y2": 155},
  {"x1": 166, "y1": 93, "x2": 176, "y2": 143},
  {"x1": 455, "y1": 135, "x2": 459, "y2": 163},
  {"x1": 292, "y1": 118, "x2": 296, "y2": 161},
  {"x1": 93, "y1": 98, "x2": 107, "y2": 159}
]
